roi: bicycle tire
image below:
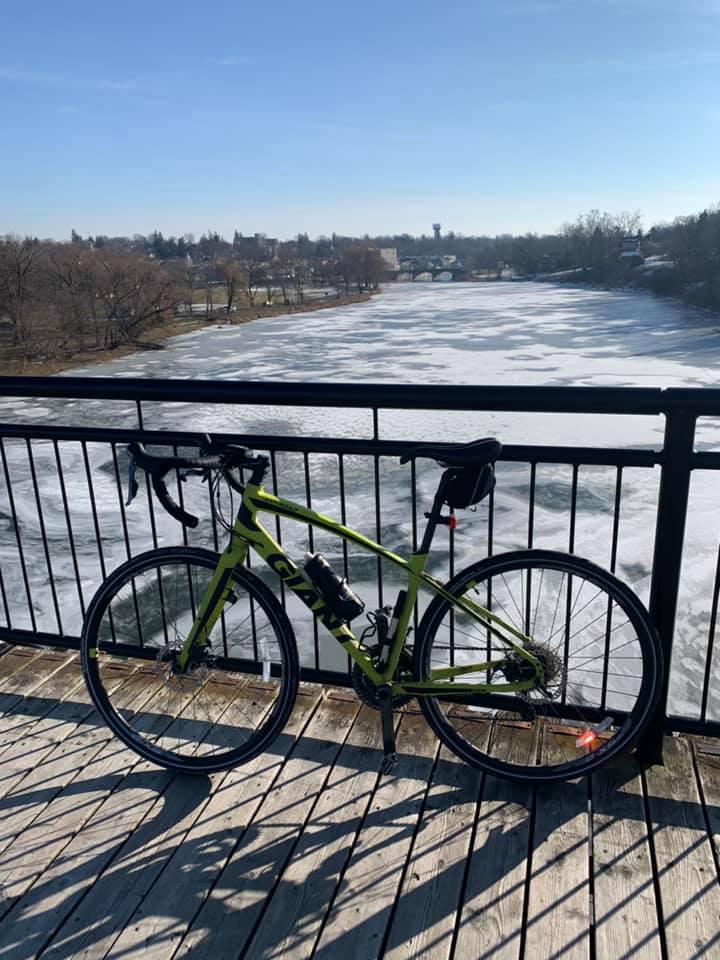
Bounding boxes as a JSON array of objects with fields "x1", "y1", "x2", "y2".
[
  {"x1": 81, "y1": 546, "x2": 299, "y2": 774},
  {"x1": 414, "y1": 549, "x2": 662, "y2": 783}
]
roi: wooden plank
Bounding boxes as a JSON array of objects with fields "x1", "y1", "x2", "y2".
[
  {"x1": 0, "y1": 657, "x2": 97, "y2": 823},
  {"x1": 312, "y1": 707, "x2": 439, "y2": 960},
  {"x1": 173, "y1": 691, "x2": 359, "y2": 960},
  {"x1": 454, "y1": 719, "x2": 535, "y2": 960},
  {"x1": 645, "y1": 735, "x2": 720, "y2": 958},
  {"x1": 524, "y1": 725, "x2": 590, "y2": 959},
  {"x1": 0, "y1": 646, "x2": 52, "y2": 708},
  {"x1": 41, "y1": 685, "x2": 323, "y2": 960},
  {"x1": 382, "y1": 743, "x2": 482, "y2": 960},
  {"x1": 592, "y1": 754, "x2": 662, "y2": 959},
  {"x1": 244, "y1": 698, "x2": 384, "y2": 960},
  {"x1": 0, "y1": 652, "x2": 84, "y2": 752},
  {"x1": 0, "y1": 667, "x2": 171, "y2": 936}
]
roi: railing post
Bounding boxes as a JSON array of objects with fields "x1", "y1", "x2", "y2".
[{"x1": 637, "y1": 406, "x2": 696, "y2": 765}]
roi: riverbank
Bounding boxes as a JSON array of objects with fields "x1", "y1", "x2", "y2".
[
  {"x1": 537, "y1": 264, "x2": 720, "y2": 319},
  {"x1": 0, "y1": 290, "x2": 376, "y2": 376}
]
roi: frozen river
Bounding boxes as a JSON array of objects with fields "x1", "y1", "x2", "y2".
[{"x1": 2, "y1": 282, "x2": 720, "y2": 717}]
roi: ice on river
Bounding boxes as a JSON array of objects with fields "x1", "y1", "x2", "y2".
[{"x1": 2, "y1": 282, "x2": 720, "y2": 718}]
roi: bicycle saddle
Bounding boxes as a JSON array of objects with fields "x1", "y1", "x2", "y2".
[{"x1": 399, "y1": 437, "x2": 502, "y2": 467}]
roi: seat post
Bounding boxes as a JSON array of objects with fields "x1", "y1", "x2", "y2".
[{"x1": 418, "y1": 471, "x2": 452, "y2": 555}]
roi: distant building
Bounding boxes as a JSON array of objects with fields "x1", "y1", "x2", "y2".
[
  {"x1": 620, "y1": 235, "x2": 643, "y2": 262},
  {"x1": 379, "y1": 247, "x2": 399, "y2": 270},
  {"x1": 433, "y1": 223, "x2": 441, "y2": 241},
  {"x1": 233, "y1": 232, "x2": 278, "y2": 257}
]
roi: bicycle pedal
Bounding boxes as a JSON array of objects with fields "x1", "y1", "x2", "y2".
[{"x1": 380, "y1": 752, "x2": 399, "y2": 775}]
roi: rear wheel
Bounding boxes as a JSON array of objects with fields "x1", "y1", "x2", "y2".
[
  {"x1": 81, "y1": 547, "x2": 299, "y2": 774},
  {"x1": 415, "y1": 550, "x2": 662, "y2": 783}
]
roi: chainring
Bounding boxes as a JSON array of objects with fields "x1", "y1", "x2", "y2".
[{"x1": 351, "y1": 645, "x2": 415, "y2": 710}]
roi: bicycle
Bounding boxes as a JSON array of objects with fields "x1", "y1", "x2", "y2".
[{"x1": 80, "y1": 437, "x2": 662, "y2": 784}]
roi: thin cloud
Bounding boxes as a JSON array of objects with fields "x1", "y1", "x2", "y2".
[
  {"x1": 0, "y1": 65, "x2": 141, "y2": 92},
  {"x1": 213, "y1": 55, "x2": 255, "y2": 66}
]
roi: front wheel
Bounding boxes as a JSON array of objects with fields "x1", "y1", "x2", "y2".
[
  {"x1": 81, "y1": 547, "x2": 299, "y2": 774},
  {"x1": 414, "y1": 550, "x2": 662, "y2": 783}
]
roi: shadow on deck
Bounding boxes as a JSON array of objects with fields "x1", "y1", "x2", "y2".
[{"x1": 0, "y1": 645, "x2": 719, "y2": 960}]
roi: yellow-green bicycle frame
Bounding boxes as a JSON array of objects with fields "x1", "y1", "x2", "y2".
[{"x1": 176, "y1": 477, "x2": 545, "y2": 696}]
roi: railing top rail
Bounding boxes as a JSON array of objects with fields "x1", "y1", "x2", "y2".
[
  {"x1": 0, "y1": 421, "x2": 666, "y2": 467},
  {"x1": 3, "y1": 376, "x2": 720, "y2": 415}
]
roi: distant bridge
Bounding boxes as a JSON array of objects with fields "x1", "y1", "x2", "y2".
[{"x1": 394, "y1": 265, "x2": 472, "y2": 282}]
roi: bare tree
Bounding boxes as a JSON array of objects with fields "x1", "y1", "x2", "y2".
[
  {"x1": 0, "y1": 237, "x2": 48, "y2": 346},
  {"x1": 215, "y1": 258, "x2": 247, "y2": 314}
]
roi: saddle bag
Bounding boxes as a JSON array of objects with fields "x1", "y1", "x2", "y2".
[{"x1": 443, "y1": 464, "x2": 496, "y2": 509}]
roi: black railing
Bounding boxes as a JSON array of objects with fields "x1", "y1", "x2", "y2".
[{"x1": 2, "y1": 376, "x2": 720, "y2": 761}]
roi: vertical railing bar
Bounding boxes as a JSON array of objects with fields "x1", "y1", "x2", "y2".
[
  {"x1": 562, "y1": 464, "x2": 580, "y2": 705},
  {"x1": 601, "y1": 466, "x2": 623, "y2": 710},
  {"x1": 638, "y1": 409, "x2": 697, "y2": 765},
  {"x1": 204, "y1": 460, "x2": 230, "y2": 654},
  {"x1": 609, "y1": 466, "x2": 623, "y2": 574},
  {"x1": 26, "y1": 440, "x2": 63, "y2": 635},
  {"x1": 172, "y1": 443, "x2": 190, "y2": 549},
  {"x1": 372, "y1": 407, "x2": 379, "y2": 441},
  {"x1": 525, "y1": 461, "x2": 537, "y2": 633},
  {"x1": 81, "y1": 441, "x2": 108, "y2": 580},
  {"x1": 54, "y1": 439, "x2": 85, "y2": 619},
  {"x1": 700, "y1": 540, "x2": 720, "y2": 722},
  {"x1": 0, "y1": 438, "x2": 37, "y2": 631},
  {"x1": 269, "y1": 450, "x2": 287, "y2": 608},
  {"x1": 527, "y1": 461, "x2": 536, "y2": 550},
  {"x1": 569, "y1": 464, "x2": 579, "y2": 553},
  {"x1": 303, "y1": 451, "x2": 315, "y2": 555},
  {"x1": 0, "y1": 554, "x2": 9, "y2": 629},
  {"x1": 411, "y1": 458, "x2": 419, "y2": 634},
  {"x1": 110, "y1": 443, "x2": 134, "y2": 561},
  {"x1": 81, "y1": 440, "x2": 118, "y2": 644},
  {"x1": 338, "y1": 453, "x2": 351, "y2": 675},
  {"x1": 487, "y1": 484, "x2": 495, "y2": 558},
  {"x1": 374, "y1": 453, "x2": 383, "y2": 609},
  {"x1": 303, "y1": 451, "x2": 319, "y2": 670},
  {"x1": 136, "y1": 400, "x2": 144, "y2": 431},
  {"x1": 110, "y1": 442, "x2": 143, "y2": 647},
  {"x1": 338, "y1": 454, "x2": 349, "y2": 577}
]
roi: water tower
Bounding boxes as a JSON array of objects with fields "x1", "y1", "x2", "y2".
[{"x1": 433, "y1": 223, "x2": 441, "y2": 241}]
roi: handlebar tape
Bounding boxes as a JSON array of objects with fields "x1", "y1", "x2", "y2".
[{"x1": 127, "y1": 442, "x2": 223, "y2": 528}]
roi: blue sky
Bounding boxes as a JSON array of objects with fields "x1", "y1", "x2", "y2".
[{"x1": 1, "y1": 0, "x2": 718, "y2": 240}]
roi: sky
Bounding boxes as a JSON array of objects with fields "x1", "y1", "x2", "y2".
[{"x1": 1, "y1": 0, "x2": 719, "y2": 241}]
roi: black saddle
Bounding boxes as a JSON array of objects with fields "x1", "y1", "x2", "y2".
[{"x1": 399, "y1": 437, "x2": 502, "y2": 468}]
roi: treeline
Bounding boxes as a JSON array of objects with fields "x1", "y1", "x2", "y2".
[
  {"x1": 0, "y1": 234, "x2": 387, "y2": 366},
  {"x1": 368, "y1": 210, "x2": 643, "y2": 275},
  {"x1": 646, "y1": 207, "x2": 720, "y2": 309}
]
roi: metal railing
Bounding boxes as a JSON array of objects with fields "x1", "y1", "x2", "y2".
[{"x1": 1, "y1": 376, "x2": 720, "y2": 761}]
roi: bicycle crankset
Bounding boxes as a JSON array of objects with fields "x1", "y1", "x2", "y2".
[{"x1": 351, "y1": 645, "x2": 415, "y2": 710}]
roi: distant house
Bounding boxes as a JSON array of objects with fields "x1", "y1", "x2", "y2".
[
  {"x1": 379, "y1": 247, "x2": 399, "y2": 270},
  {"x1": 620, "y1": 235, "x2": 643, "y2": 262}
]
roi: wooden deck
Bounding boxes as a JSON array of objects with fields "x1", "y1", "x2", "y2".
[{"x1": 1, "y1": 646, "x2": 720, "y2": 960}]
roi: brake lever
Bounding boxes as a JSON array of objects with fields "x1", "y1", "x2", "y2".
[{"x1": 126, "y1": 454, "x2": 139, "y2": 507}]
